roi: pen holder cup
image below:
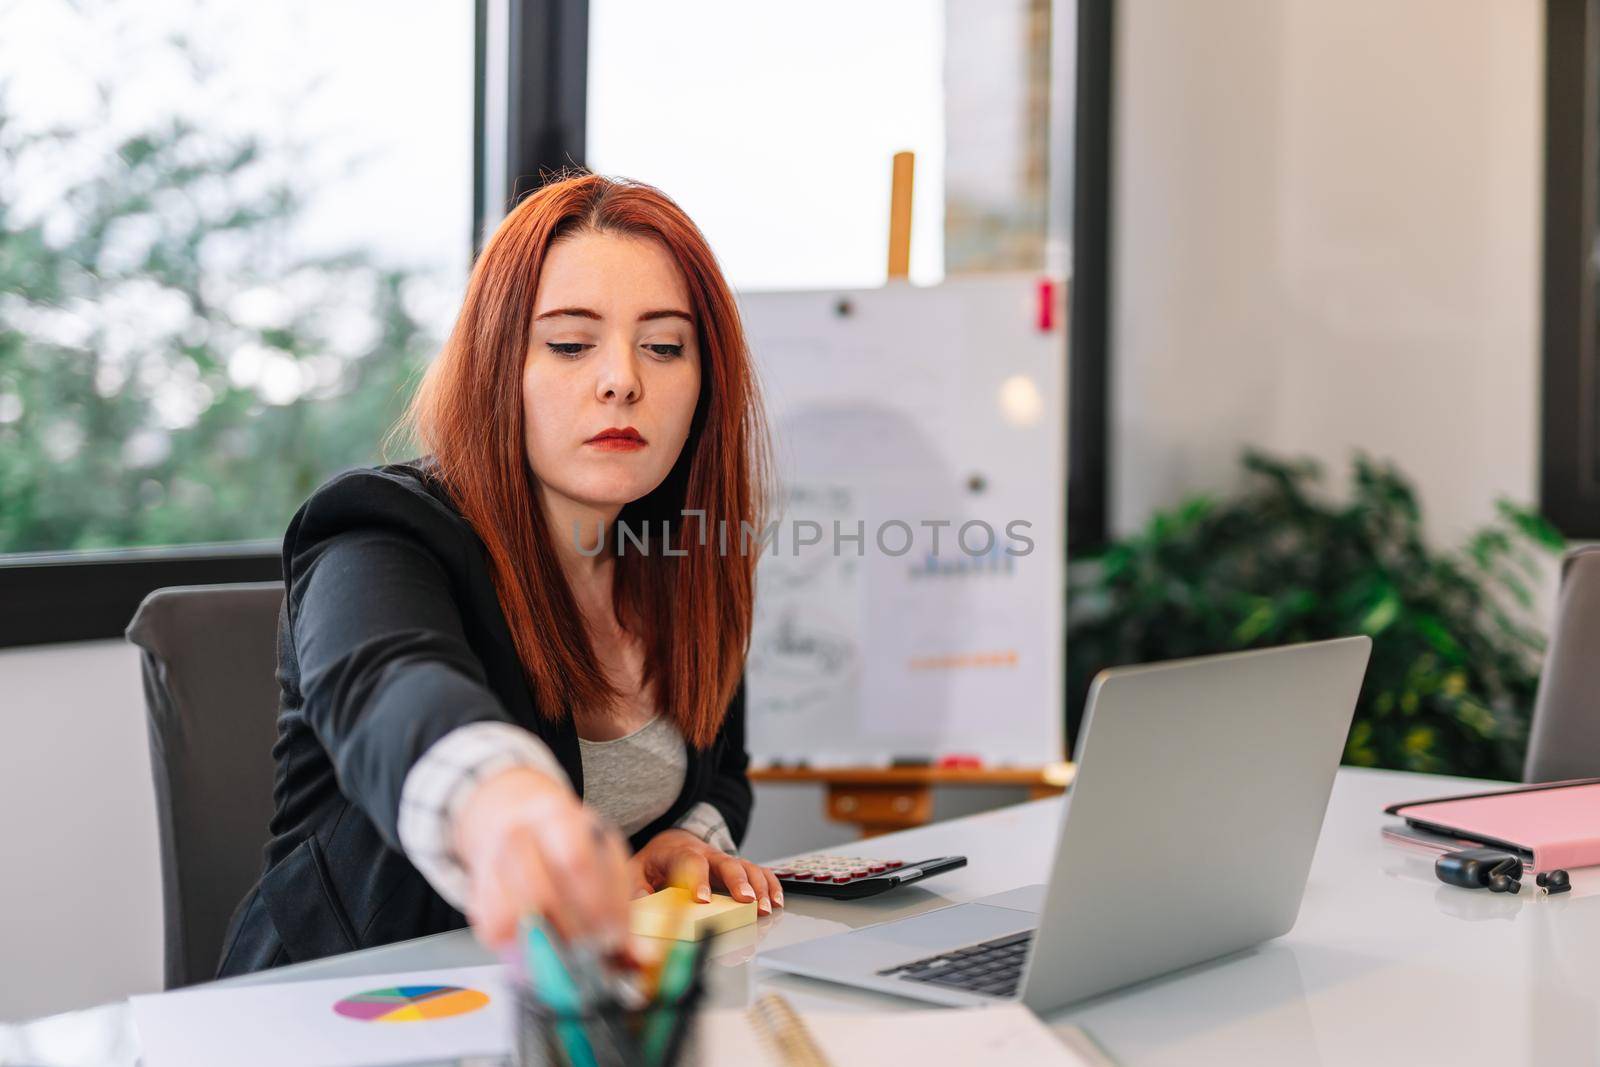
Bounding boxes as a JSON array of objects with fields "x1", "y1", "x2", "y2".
[{"x1": 513, "y1": 982, "x2": 706, "y2": 1067}]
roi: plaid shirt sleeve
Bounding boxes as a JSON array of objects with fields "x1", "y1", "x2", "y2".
[
  {"x1": 396, "y1": 722, "x2": 741, "y2": 910},
  {"x1": 396, "y1": 722, "x2": 571, "y2": 911},
  {"x1": 675, "y1": 801, "x2": 737, "y2": 856}
]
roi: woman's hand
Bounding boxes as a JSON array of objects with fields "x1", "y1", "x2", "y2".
[
  {"x1": 628, "y1": 828, "x2": 784, "y2": 915},
  {"x1": 452, "y1": 766, "x2": 633, "y2": 952}
]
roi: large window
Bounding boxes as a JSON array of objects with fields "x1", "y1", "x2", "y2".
[{"x1": 0, "y1": 0, "x2": 474, "y2": 557}]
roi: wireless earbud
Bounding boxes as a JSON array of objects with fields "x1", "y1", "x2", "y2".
[
  {"x1": 1536, "y1": 869, "x2": 1572, "y2": 895},
  {"x1": 1487, "y1": 860, "x2": 1522, "y2": 895}
]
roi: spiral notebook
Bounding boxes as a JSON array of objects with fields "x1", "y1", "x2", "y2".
[{"x1": 700, "y1": 994, "x2": 1104, "y2": 1066}]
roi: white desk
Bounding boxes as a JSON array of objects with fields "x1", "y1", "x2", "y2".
[{"x1": 7, "y1": 767, "x2": 1599, "y2": 1065}]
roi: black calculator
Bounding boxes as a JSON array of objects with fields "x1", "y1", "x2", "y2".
[{"x1": 770, "y1": 854, "x2": 968, "y2": 900}]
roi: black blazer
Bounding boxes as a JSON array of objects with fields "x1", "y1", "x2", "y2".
[{"x1": 216, "y1": 459, "x2": 753, "y2": 977}]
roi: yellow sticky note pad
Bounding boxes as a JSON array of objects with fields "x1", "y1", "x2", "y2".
[{"x1": 630, "y1": 886, "x2": 757, "y2": 941}]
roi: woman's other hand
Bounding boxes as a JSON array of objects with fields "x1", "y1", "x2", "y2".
[
  {"x1": 628, "y1": 829, "x2": 784, "y2": 915},
  {"x1": 453, "y1": 766, "x2": 632, "y2": 951}
]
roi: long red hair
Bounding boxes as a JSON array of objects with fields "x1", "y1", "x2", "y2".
[{"x1": 405, "y1": 171, "x2": 768, "y2": 748}]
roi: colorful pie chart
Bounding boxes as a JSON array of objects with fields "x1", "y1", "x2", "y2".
[{"x1": 332, "y1": 984, "x2": 491, "y2": 1023}]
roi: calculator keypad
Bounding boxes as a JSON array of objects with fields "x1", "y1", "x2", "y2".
[{"x1": 770, "y1": 854, "x2": 904, "y2": 884}]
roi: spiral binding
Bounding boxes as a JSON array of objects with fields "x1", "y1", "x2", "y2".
[{"x1": 747, "y1": 993, "x2": 833, "y2": 1067}]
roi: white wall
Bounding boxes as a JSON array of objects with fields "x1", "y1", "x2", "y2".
[
  {"x1": 0, "y1": 640, "x2": 163, "y2": 1022},
  {"x1": 1111, "y1": 0, "x2": 1545, "y2": 550}
]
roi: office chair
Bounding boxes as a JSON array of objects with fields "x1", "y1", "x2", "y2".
[
  {"x1": 1524, "y1": 546, "x2": 1600, "y2": 782},
  {"x1": 126, "y1": 582, "x2": 283, "y2": 989}
]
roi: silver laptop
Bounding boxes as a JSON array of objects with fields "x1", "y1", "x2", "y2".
[{"x1": 759, "y1": 637, "x2": 1372, "y2": 1011}]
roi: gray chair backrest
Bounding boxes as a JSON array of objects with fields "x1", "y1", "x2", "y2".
[
  {"x1": 1524, "y1": 546, "x2": 1600, "y2": 782},
  {"x1": 126, "y1": 582, "x2": 283, "y2": 988}
]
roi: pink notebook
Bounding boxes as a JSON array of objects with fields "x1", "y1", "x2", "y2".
[{"x1": 1385, "y1": 778, "x2": 1600, "y2": 871}]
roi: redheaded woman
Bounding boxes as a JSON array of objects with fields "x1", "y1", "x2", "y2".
[{"x1": 218, "y1": 172, "x2": 780, "y2": 975}]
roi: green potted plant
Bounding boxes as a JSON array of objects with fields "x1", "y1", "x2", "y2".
[{"x1": 1066, "y1": 451, "x2": 1564, "y2": 780}]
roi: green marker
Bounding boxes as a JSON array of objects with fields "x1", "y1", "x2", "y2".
[
  {"x1": 522, "y1": 919, "x2": 598, "y2": 1067},
  {"x1": 640, "y1": 938, "x2": 700, "y2": 1066}
]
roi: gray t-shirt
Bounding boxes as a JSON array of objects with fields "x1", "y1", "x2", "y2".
[{"x1": 578, "y1": 715, "x2": 689, "y2": 838}]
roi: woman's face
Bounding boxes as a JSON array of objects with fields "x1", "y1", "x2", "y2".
[{"x1": 523, "y1": 230, "x2": 702, "y2": 522}]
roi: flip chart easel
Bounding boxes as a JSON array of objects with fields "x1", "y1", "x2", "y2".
[{"x1": 737, "y1": 152, "x2": 1069, "y2": 784}]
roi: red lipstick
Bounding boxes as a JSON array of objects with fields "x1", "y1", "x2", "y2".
[{"x1": 585, "y1": 426, "x2": 647, "y2": 452}]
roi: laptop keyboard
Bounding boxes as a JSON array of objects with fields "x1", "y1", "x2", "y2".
[{"x1": 875, "y1": 930, "x2": 1034, "y2": 998}]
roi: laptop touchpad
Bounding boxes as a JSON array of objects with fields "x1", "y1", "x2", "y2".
[
  {"x1": 867, "y1": 903, "x2": 1036, "y2": 950},
  {"x1": 975, "y1": 883, "x2": 1047, "y2": 914}
]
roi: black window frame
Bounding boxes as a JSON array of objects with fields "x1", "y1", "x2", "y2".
[
  {"x1": 1068, "y1": 0, "x2": 1113, "y2": 556},
  {"x1": 1543, "y1": 0, "x2": 1600, "y2": 537},
  {"x1": 0, "y1": 0, "x2": 590, "y2": 649}
]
